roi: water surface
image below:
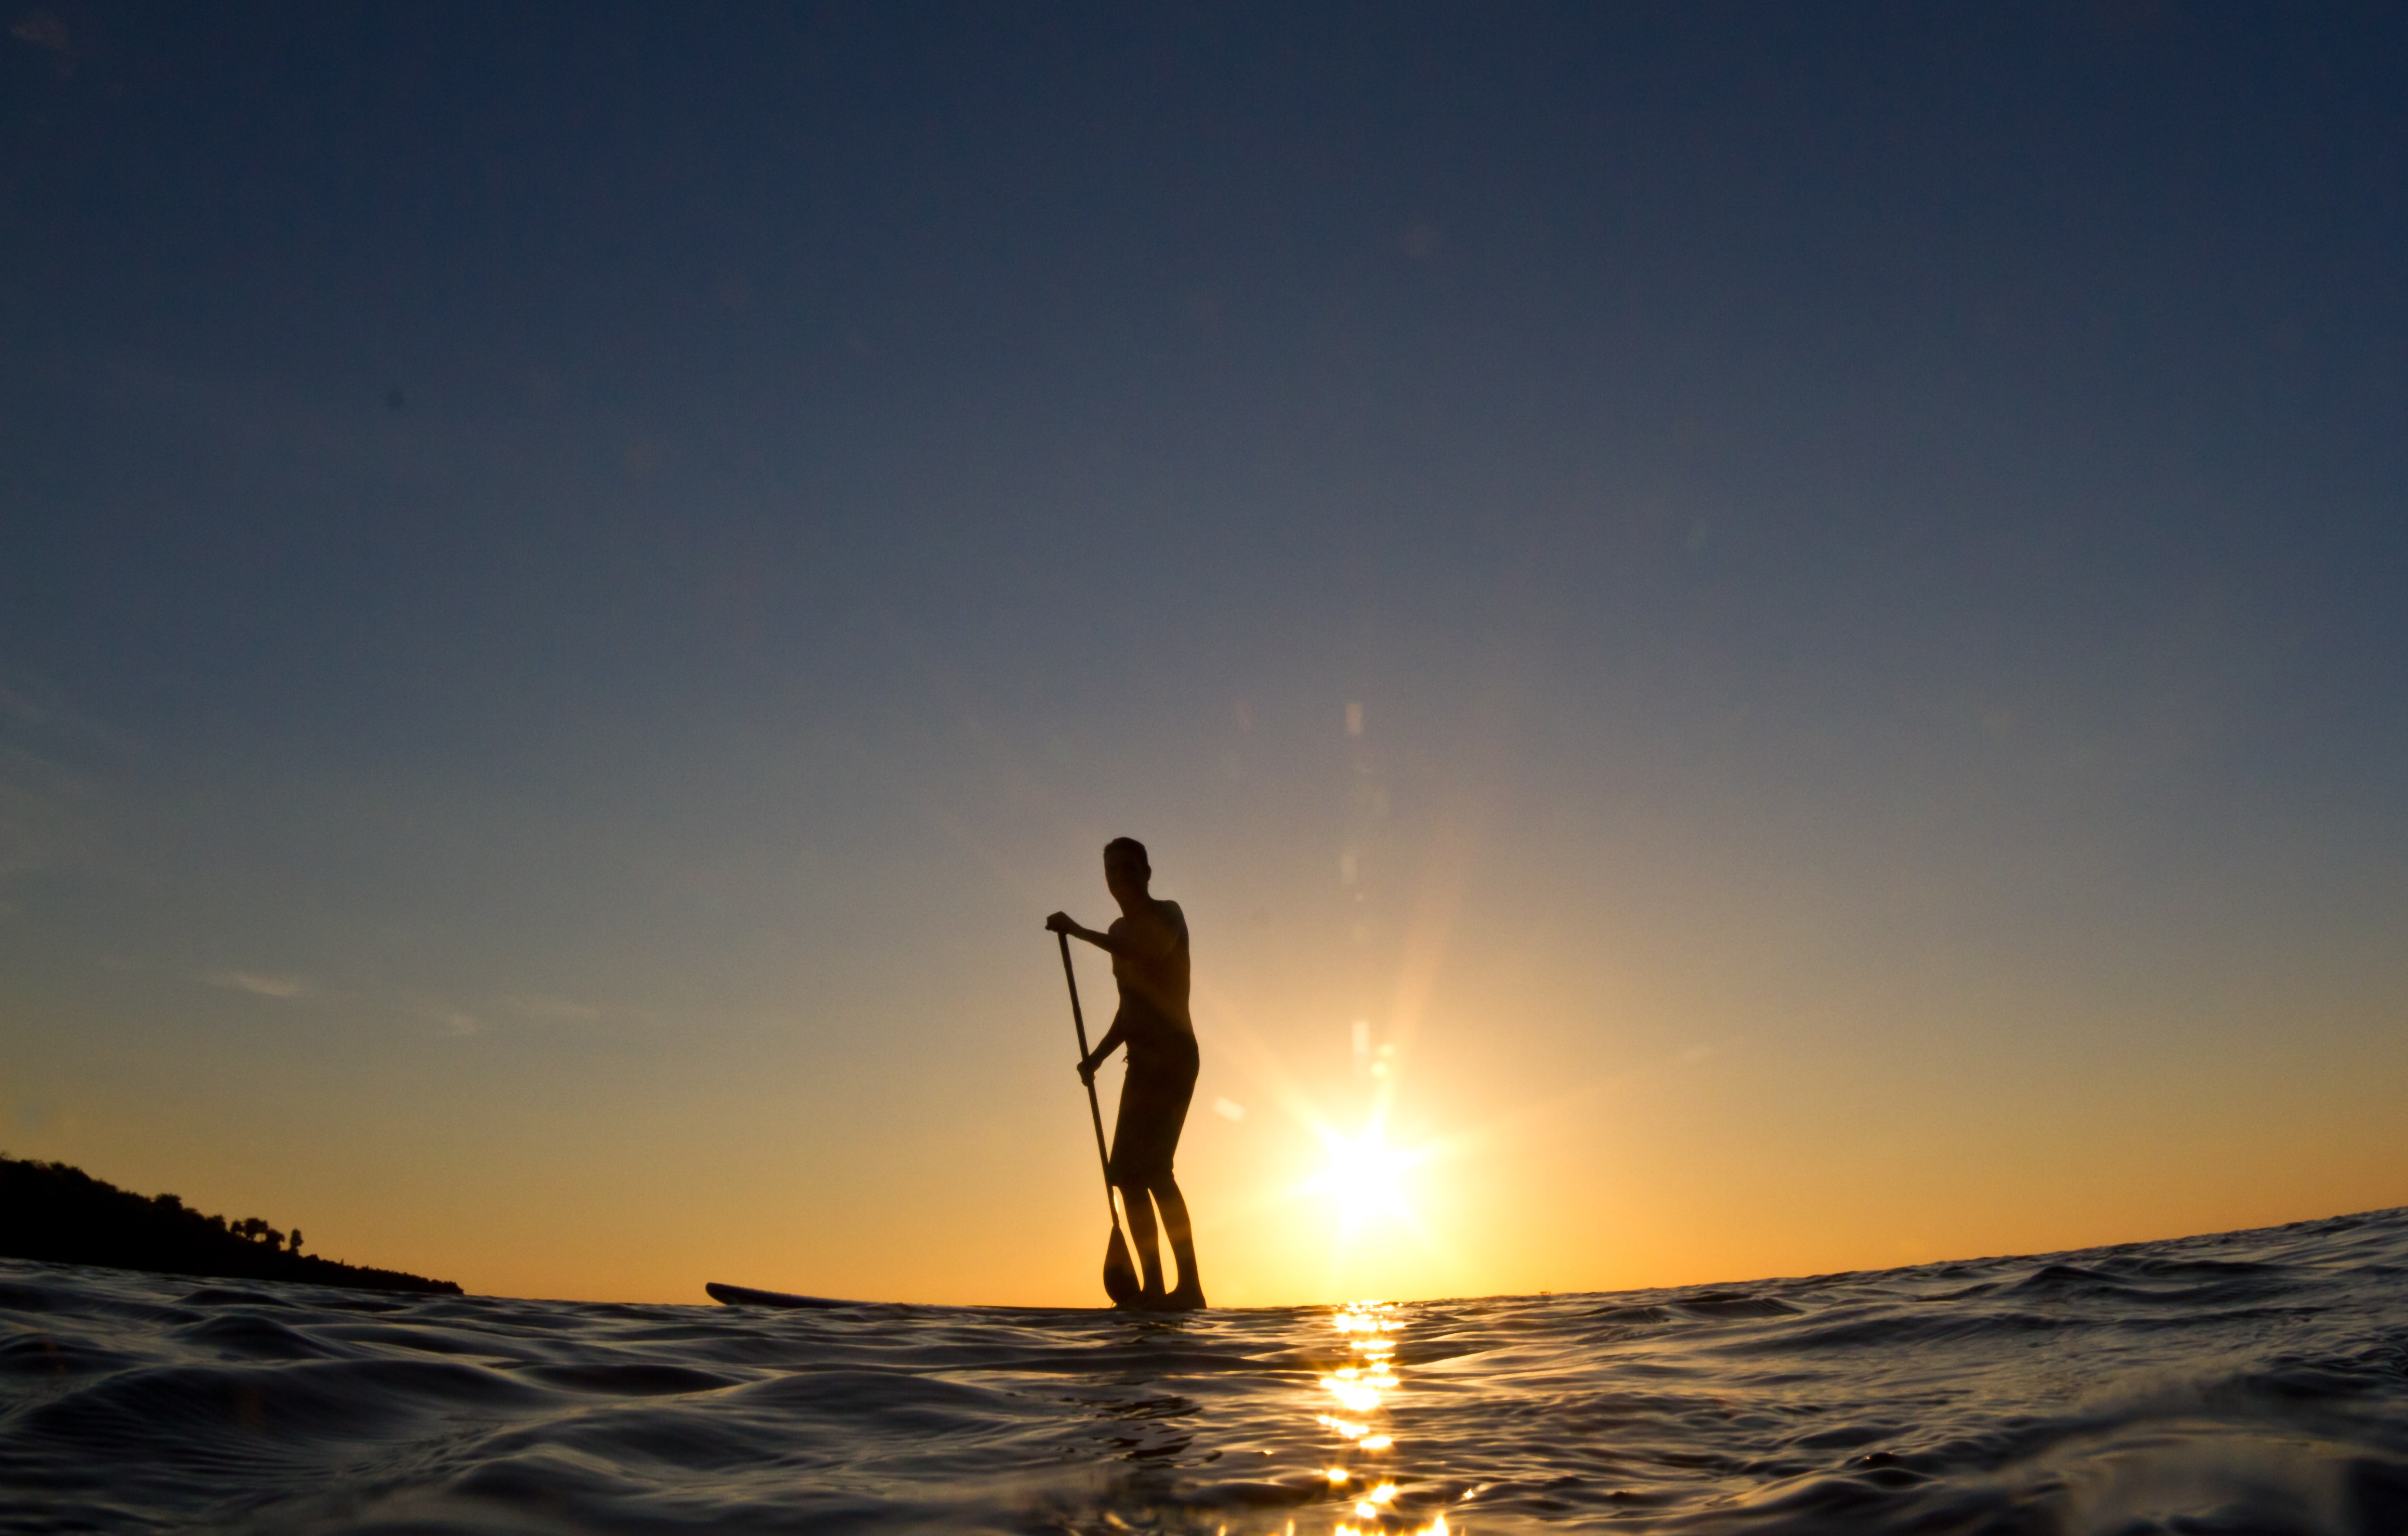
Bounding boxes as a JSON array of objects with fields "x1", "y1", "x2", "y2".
[{"x1": 7, "y1": 1207, "x2": 2408, "y2": 1533}]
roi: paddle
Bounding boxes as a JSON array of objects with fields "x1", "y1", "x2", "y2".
[{"x1": 1059, "y1": 931, "x2": 1143, "y2": 1307}]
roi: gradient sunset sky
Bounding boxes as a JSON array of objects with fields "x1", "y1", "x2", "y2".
[{"x1": 4, "y1": 4, "x2": 2405, "y2": 1306}]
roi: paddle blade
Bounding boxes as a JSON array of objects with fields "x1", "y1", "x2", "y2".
[{"x1": 1103, "y1": 1225, "x2": 1143, "y2": 1306}]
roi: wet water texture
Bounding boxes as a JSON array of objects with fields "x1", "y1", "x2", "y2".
[{"x1": 7, "y1": 1207, "x2": 2408, "y2": 1534}]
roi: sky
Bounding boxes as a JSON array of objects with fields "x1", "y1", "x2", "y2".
[{"x1": 3, "y1": 2, "x2": 2405, "y2": 1307}]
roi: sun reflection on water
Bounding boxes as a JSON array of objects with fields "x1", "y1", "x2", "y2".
[{"x1": 1310, "y1": 1300, "x2": 1453, "y2": 1536}]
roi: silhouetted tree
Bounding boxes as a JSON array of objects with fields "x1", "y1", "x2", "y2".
[{"x1": 2, "y1": 1156, "x2": 459, "y2": 1293}]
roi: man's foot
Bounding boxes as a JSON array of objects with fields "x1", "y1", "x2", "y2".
[{"x1": 1151, "y1": 1281, "x2": 1206, "y2": 1312}]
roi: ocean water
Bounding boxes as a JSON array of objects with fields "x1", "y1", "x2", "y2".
[{"x1": 7, "y1": 1209, "x2": 2408, "y2": 1535}]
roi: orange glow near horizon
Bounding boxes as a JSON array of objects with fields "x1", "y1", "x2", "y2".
[{"x1": 11, "y1": 775, "x2": 2408, "y2": 1308}]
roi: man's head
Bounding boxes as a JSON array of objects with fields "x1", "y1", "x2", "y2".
[{"x1": 1103, "y1": 836, "x2": 1150, "y2": 901}]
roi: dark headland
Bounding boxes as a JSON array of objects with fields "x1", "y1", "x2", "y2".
[{"x1": 1, "y1": 1156, "x2": 462, "y2": 1295}]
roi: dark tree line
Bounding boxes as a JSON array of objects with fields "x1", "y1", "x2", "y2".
[
  {"x1": 1, "y1": 1156, "x2": 460, "y2": 1294},
  {"x1": 146, "y1": 1192, "x2": 303, "y2": 1253}
]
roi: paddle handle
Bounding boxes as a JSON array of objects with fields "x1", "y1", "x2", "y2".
[{"x1": 1059, "y1": 932, "x2": 1125, "y2": 1233}]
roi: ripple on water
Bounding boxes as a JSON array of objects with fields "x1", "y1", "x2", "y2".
[{"x1": 5, "y1": 1212, "x2": 2408, "y2": 1532}]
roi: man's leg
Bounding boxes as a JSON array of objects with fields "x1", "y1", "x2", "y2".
[
  {"x1": 1150, "y1": 1177, "x2": 1205, "y2": 1308},
  {"x1": 1116, "y1": 1179, "x2": 1167, "y2": 1298}
]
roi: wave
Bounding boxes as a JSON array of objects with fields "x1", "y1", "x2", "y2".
[{"x1": 5, "y1": 1210, "x2": 2408, "y2": 1532}]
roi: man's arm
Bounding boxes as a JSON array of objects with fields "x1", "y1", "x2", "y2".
[
  {"x1": 1044, "y1": 908, "x2": 1176, "y2": 960},
  {"x1": 1046, "y1": 912, "x2": 1129, "y2": 1081},
  {"x1": 1044, "y1": 910, "x2": 1119, "y2": 954},
  {"x1": 1044, "y1": 910, "x2": 1168, "y2": 959},
  {"x1": 1077, "y1": 1018, "x2": 1127, "y2": 1084}
]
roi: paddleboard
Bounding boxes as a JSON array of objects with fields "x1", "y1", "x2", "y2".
[
  {"x1": 706, "y1": 1281, "x2": 1121, "y2": 1314},
  {"x1": 705, "y1": 1281, "x2": 860, "y2": 1308}
]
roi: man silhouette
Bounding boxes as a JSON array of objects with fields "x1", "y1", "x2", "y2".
[{"x1": 1046, "y1": 837, "x2": 1206, "y2": 1310}]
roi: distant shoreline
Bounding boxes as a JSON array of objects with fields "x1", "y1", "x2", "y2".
[{"x1": 1, "y1": 1156, "x2": 462, "y2": 1295}]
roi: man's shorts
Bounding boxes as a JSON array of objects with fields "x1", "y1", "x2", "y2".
[{"x1": 1109, "y1": 1031, "x2": 1199, "y2": 1188}]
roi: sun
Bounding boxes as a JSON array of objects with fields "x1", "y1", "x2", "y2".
[{"x1": 1310, "y1": 1122, "x2": 1416, "y2": 1224}]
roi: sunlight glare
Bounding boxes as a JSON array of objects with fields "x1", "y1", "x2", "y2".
[
  {"x1": 1315, "y1": 1302, "x2": 1445, "y2": 1532},
  {"x1": 1321, "y1": 1375, "x2": 1382, "y2": 1413},
  {"x1": 1311, "y1": 1122, "x2": 1416, "y2": 1224}
]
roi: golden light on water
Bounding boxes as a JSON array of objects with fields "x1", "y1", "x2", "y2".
[
  {"x1": 1320, "y1": 1374, "x2": 1383, "y2": 1414},
  {"x1": 1302, "y1": 1301, "x2": 1460, "y2": 1536}
]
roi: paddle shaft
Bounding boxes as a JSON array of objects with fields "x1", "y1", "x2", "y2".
[{"x1": 1058, "y1": 933, "x2": 1126, "y2": 1234}]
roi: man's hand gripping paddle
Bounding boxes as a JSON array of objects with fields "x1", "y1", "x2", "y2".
[{"x1": 1060, "y1": 932, "x2": 1143, "y2": 1307}]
